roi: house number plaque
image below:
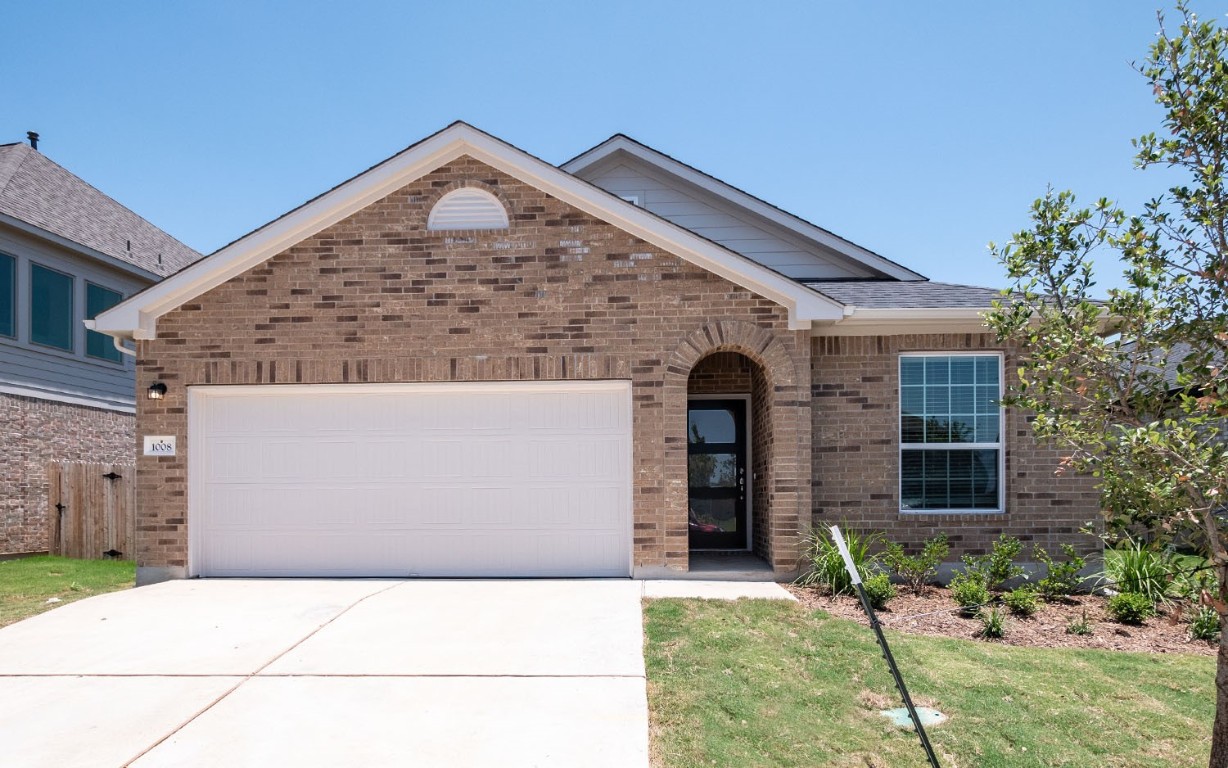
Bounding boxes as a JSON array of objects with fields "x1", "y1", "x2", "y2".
[{"x1": 143, "y1": 436, "x2": 177, "y2": 456}]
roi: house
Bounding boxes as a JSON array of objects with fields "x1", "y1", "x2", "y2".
[
  {"x1": 0, "y1": 135, "x2": 201, "y2": 555},
  {"x1": 90, "y1": 123, "x2": 1100, "y2": 585}
]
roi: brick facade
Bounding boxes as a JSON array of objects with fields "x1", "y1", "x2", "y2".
[
  {"x1": 135, "y1": 156, "x2": 812, "y2": 578},
  {"x1": 0, "y1": 393, "x2": 134, "y2": 554},
  {"x1": 810, "y1": 334, "x2": 1101, "y2": 560}
]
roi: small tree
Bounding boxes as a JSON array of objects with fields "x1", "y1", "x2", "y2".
[{"x1": 986, "y1": 5, "x2": 1228, "y2": 763}]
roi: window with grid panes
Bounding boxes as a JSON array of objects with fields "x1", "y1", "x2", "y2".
[{"x1": 899, "y1": 354, "x2": 1003, "y2": 511}]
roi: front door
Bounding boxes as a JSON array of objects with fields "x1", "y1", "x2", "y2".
[{"x1": 687, "y1": 398, "x2": 748, "y2": 550}]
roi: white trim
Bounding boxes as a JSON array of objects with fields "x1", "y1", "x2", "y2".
[
  {"x1": 814, "y1": 307, "x2": 992, "y2": 337},
  {"x1": 187, "y1": 378, "x2": 635, "y2": 578},
  {"x1": 0, "y1": 381, "x2": 135, "y2": 413},
  {"x1": 562, "y1": 136, "x2": 925, "y2": 282},
  {"x1": 94, "y1": 123, "x2": 844, "y2": 340},
  {"x1": 896, "y1": 352, "x2": 1005, "y2": 515},
  {"x1": 686, "y1": 393, "x2": 753, "y2": 552}
]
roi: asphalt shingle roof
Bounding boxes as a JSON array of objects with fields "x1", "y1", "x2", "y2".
[
  {"x1": 801, "y1": 280, "x2": 1003, "y2": 309},
  {"x1": 0, "y1": 142, "x2": 200, "y2": 277}
]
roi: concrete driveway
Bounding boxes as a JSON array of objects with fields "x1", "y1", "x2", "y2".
[{"x1": 0, "y1": 579, "x2": 649, "y2": 767}]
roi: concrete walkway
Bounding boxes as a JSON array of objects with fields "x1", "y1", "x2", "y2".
[{"x1": 0, "y1": 580, "x2": 648, "y2": 768}]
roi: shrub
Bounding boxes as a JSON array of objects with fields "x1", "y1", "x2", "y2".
[
  {"x1": 949, "y1": 572, "x2": 991, "y2": 617},
  {"x1": 1103, "y1": 540, "x2": 1173, "y2": 604},
  {"x1": 977, "y1": 606, "x2": 1007, "y2": 639},
  {"x1": 1003, "y1": 586, "x2": 1039, "y2": 617},
  {"x1": 796, "y1": 528, "x2": 879, "y2": 596},
  {"x1": 1035, "y1": 544, "x2": 1087, "y2": 601},
  {"x1": 1171, "y1": 565, "x2": 1218, "y2": 604},
  {"x1": 1066, "y1": 610, "x2": 1093, "y2": 636},
  {"x1": 961, "y1": 534, "x2": 1026, "y2": 592},
  {"x1": 883, "y1": 534, "x2": 949, "y2": 594},
  {"x1": 1106, "y1": 592, "x2": 1156, "y2": 624},
  {"x1": 1189, "y1": 607, "x2": 1222, "y2": 642},
  {"x1": 862, "y1": 572, "x2": 896, "y2": 610}
]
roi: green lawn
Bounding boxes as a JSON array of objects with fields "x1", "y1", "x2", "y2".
[
  {"x1": 644, "y1": 599, "x2": 1213, "y2": 768},
  {"x1": 0, "y1": 555, "x2": 135, "y2": 628}
]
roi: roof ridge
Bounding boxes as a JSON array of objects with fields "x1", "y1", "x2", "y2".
[
  {"x1": 0, "y1": 143, "x2": 31, "y2": 198},
  {"x1": 562, "y1": 133, "x2": 927, "y2": 281},
  {"x1": 19, "y1": 150, "x2": 199, "y2": 254}
]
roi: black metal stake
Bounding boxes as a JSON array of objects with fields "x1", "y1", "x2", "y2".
[
  {"x1": 852, "y1": 580, "x2": 941, "y2": 768},
  {"x1": 832, "y1": 526, "x2": 940, "y2": 768}
]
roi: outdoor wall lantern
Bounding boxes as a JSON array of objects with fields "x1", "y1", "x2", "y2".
[{"x1": 147, "y1": 382, "x2": 168, "y2": 400}]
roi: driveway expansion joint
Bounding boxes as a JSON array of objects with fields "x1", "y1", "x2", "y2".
[{"x1": 119, "y1": 581, "x2": 401, "y2": 767}]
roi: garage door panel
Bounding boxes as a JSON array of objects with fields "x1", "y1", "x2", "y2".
[{"x1": 193, "y1": 382, "x2": 632, "y2": 578}]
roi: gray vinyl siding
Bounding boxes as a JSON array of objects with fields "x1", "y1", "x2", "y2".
[
  {"x1": 580, "y1": 159, "x2": 876, "y2": 280},
  {"x1": 0, "y1": 223, "x2": 149, "y2": 407}
]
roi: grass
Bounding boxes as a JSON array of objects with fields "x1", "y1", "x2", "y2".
[
  {"x1": 644, "y1": 599, "x2": 1214, "y2": 767},
  {"x1": 0, "y1": 555, "x2": 135, "y2": 628}
]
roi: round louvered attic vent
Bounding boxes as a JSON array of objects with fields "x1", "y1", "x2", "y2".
[{"x1": 426, "y1": 188, "x2": 509, "y2": 231}]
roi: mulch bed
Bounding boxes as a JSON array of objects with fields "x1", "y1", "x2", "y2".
[{"x1": 786, "y1": 584, "x2": 1217, "y2": 657}]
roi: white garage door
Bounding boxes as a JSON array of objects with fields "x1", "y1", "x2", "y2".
[{"x1": 188, "y1": 381, "x2": 632, "y2": 578}]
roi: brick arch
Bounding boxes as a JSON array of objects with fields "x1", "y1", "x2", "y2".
[
  {"x1": 661, "y1": 320, "x2": 809, "y2": 576},
  {"x1": 667, "y1": 320, "x2": 799, "y2": 389}
]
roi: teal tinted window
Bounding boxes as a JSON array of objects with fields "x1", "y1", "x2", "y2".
[
  {"x1": 30, "y1": 264, "x2": 73, "y2": 351},
  {"x1": 900, "y1": 354, "x2": 1002, "y2": 511},
  {"x1": 0, "y1": 253, "x2": 13, "y2": 338},
  {"x1": 86, "y1": 283, "x2": 123, "y2": 361}
]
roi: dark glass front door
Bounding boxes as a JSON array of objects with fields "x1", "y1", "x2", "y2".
[{"x1": 687, "y1": 399, "x2": 747, "y2": 550}]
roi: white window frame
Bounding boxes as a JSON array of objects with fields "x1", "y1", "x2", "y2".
[{"x1": 898, "y1": 351, "x2": 1005, "y2": 514}]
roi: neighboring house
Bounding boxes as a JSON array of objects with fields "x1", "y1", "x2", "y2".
[
  {"x1": 0, "y1": 136, "x2": 200, "y2": 554},
  {"x1": 91, "y1": 122, "x2": 1099, "y2": 585}
]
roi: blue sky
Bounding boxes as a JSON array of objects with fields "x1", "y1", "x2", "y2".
[{"x1": 1, "y1": 1, "x2": 1211, "y2": 292}]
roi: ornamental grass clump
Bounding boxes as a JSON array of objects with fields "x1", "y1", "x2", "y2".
[
  {"x1": 1103, "y1": 539, "x2": 1174, "y2": 605},
  {"x1": 977, "y1": 606, "x2": 1007, "y2": 639},
  {"x1": 796, "y1": 528, "x2": 880, "y2": 596}
]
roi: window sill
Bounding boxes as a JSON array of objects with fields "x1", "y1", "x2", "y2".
[{"x1": 899, "y1": 509, "x2": 1004, "y2": 519}]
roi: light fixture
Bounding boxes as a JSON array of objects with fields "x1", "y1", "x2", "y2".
[{"x1": 147, "y1": 382, "x2": 167, "y2": 400}]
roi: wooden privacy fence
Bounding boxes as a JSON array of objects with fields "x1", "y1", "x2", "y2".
[{"x1": 47, "y1": 462, "x2": 135, "y2": 560}]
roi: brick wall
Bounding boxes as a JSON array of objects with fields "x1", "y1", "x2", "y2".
[
  {"x1": 0, "y1": 393, "x2": 134, "y2": 553},
  {"x1": 136, "y1": 155, "x2": 812, "y2": 577},
  {"x1": 811, "y1": 334, "x2": 1101, "y2": 561}
]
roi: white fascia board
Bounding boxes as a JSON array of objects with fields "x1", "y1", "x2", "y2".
[
  {"x1": 813, "y1": 306, "x2": 992, "y2": 336},
  {"x1": 563, "y1": 137, "x2": 925, "y2": 282},
  {"x1": 93, "y1": 123, "x2": 844, "y2": 338}
]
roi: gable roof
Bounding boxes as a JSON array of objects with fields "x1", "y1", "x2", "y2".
[
  {"x1": 91, "y1": 122, "x2": 846, "y2": 340},
  {"x1": 561, "y1": 134, "x2": 926, "y2": 282},
  {"x1": 0, "y1": 142, "x2": 201, "y2": 277}
]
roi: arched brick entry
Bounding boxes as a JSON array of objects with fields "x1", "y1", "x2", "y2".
[{"x1": 664, "y1": 320, "x2": 811, "y2": 575}]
